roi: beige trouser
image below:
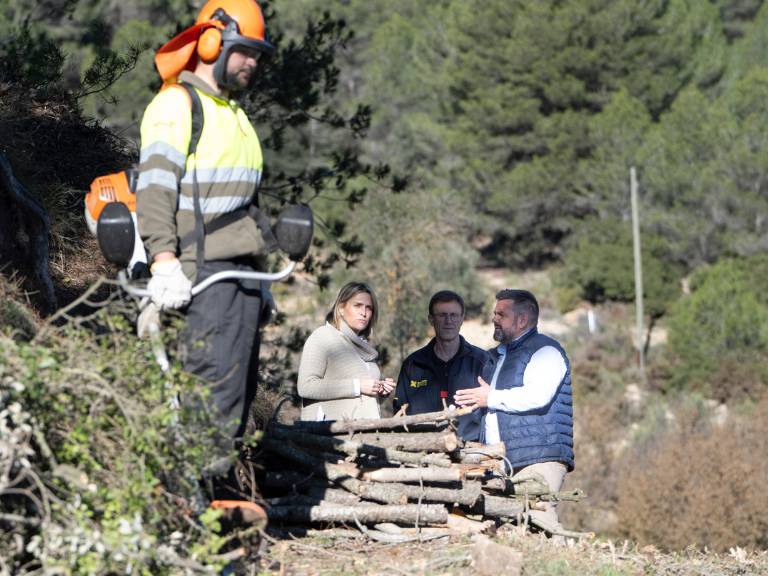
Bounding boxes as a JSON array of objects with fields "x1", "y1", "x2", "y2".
[{"x1": 514, "y1": 461, "x2": 567, "y2": 529}]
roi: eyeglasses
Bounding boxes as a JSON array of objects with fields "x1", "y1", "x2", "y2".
[{"x1": 432, "y1": 312, "x2": 462, "y2": 321}]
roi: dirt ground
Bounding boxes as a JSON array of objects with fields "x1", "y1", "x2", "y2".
[{"x1": 249, "y1": 528, "x2": 768, "y2": 576}]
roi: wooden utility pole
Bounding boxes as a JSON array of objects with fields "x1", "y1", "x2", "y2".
[{"x1": 630, "y1": 167, "x2": 645, "y2": 381}]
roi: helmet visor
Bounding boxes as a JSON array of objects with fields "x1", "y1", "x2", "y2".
[{"x1": 222, "y1": 28, "x2": 274, "y2": 56}]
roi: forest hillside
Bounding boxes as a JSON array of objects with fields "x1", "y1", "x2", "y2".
[{"x1": 2, "y1": 1, "x2": 768, "y2": 574}]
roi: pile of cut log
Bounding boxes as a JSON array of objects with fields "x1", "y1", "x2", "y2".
[{"x1": 241, "y1": 408, "x2": 585, "y2": 540}]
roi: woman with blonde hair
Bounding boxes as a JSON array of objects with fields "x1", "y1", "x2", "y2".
[{"x1": 297, "y1": 281, "x2": 394, "y2": 421}]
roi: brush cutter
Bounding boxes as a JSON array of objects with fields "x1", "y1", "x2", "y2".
[{"x1": 85, "y1": 170, "x2": 314, "y2": 371}]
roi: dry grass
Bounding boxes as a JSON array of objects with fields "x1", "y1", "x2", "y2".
[
  {"x1": 0, "y1": 82, "x2": 132, "y2": 311},
  {"x1": 253, "y1": 528, "x2": 768, "y2": 575},
  {"x1": 0, "y1": 272, "x2": 41, "y2": 339},
  {"x1": 615, "y1": 393, "x2": 768, "y2": 552}
]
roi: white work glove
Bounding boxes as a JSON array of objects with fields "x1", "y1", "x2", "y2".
[{"x1": 148, "y1": 258, "x2": 192, "y2": 310}]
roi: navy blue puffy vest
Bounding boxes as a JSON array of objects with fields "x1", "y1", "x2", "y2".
[{"x1": 482, "y1": 329, "x2": 574, "y2": 471}]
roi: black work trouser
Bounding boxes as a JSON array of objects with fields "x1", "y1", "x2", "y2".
[{"x1": 181, "y1": 261, "x2": 263, "y2": 447}]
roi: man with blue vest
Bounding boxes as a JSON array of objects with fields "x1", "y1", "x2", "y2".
[{"x1": 454, "y1": 289, "x2": 574, "y2": 530}]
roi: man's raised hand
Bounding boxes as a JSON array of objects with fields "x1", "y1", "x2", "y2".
[{"x1": 454, "y1": 376, "x2": 491, "y2": 409}]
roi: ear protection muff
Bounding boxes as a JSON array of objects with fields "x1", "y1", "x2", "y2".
[
  {"x1": 196, "y1": 9, "x2": 233, "y2": 64},
  {"x1": 197, "y1": 26, "x2": 223, "y2": 63}
]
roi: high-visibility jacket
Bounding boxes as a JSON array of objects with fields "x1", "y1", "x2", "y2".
[{"x1": 136, "y1": 71, "x2": 271, "y2": 280}]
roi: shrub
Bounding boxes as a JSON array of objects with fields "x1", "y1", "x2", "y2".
[
  {"x1": 0, "y1": 309, "x2": 242, "y2": 573},
  {"x1": 557, "y1": 218, "x2": 683, "y2": 319},
  {"x1": 666, "y1": 255, "x2": 768, "y2": 401},
  {"x1": 615, "y1": 394, "x2": 768, "y2": 551}
]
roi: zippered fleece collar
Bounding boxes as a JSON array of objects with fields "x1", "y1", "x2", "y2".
[
  {"x1": 178, "y1": 70, "x2": 224, "y2": 100},
  {"x1": 410, "y1": 335, "x2": 473, "y2": 368}
]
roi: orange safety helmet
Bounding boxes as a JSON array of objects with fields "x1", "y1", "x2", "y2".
[{"x1": 155, "y1": 0, "x2": 273, "y2": 87}]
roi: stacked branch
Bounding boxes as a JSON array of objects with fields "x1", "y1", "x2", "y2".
[{"x1": 246, "y1": 408, "x2": 585, "y2": 539}]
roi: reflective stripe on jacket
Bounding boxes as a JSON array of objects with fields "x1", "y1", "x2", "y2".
[{"x1": 137, "y1": 71, "x2": 270, "y2": 280}]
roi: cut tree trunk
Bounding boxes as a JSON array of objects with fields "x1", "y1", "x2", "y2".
[
  {"x1": 270, "y1": 427, "x2": 452, "y2": 467},
  {"x1": 285, "y1": 407, "x2": 474, "y2": 435},
  {"x1": 302, "y1": 486, "x2": 364, "y2": 505},
  {"x1": 478, "y1": 495, "x2": 525, "y2": 519},
  {"x1": 459, "y1": 442, "x2": 506, "y2": 463},
  {"x1": 361, "y1": 467, "x2": 462, "y2": 484},
  {"x1": 267, "y1": 503, "x2": 448, "y2": 525},
  {"x1": 347, "y1": 431, "x2": 459, "y2": 452},
  {"x1": 263, "y1": 437, "x2": 483, "y2": 506}
]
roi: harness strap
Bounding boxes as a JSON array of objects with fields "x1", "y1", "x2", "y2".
[
  {"x1": 175, "y1": 82, "x2": 278, "y2": 261},
  {"x1": 178, "y1": 82, "x2": 206, "y2": 273}
]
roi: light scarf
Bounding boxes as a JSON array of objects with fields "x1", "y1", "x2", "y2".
[{"x1": 336, "y1": 320, "x2": 378, "y2": 362}]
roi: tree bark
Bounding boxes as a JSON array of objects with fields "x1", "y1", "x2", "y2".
[
  {"x1": 361, "y1": 467, "x2": 462, "y2": 484},
  {"x1": 477, "y1": 495, "x2": 525, "y2": 519},
  {"x1": 267, "y1": 503, "x2": 448, "y2": 525},
  {"x1": 357, "y1": 480, "x2": 482, "y2": 506},
  {"x1": 269, "y1": 427, "x2": 452, "y2": 467},
  {"x1": 459, "y1": 442, "x2": 506, "y2": 463},
  {"x1": 263, "y1": 438, "x2": 405, "y2": 504},
  {"x1": 262, "y1": 439, "x2": 483, "y2": 506},
  {"x1": 347, "y1": 431, "x2": 459, "y2": 452},
  {"x1": 284, "y1": 407, "x2": 475, "y2": 435},
  {"x1": 302, "y1": 485, "x2": 364, "y2": 505}
]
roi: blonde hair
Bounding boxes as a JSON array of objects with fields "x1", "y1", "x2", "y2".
[{"x1": 326, "y1": 281, "x2": 379, "y2": 338}]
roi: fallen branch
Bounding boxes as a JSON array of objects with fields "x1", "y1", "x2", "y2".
[
  {"x1": 267, "y1": 503, "x2": 448, "y2": 525},
  {"x1": 353, "y1": 516, "x2": 450, "y2": 543},
  {"x1": 361, "y1": 467, "x2": 462, "y2": 484},
  {"x1": 301, "y1": 486, "x2": 363, "y2": 505},
  {"x1": 476, "y1": 495, "x2": 525, "y2": 519},
  {"x1": 347, "y1": 431, "x2": 459, "y2": 453},
  {"x1": 0, "y1": 513, "x2": 40, "y2": 527},
  {"x1": 270, "y1": 427, "x2": 452, "y2": 467},
  {"x1": 285, "y1": 407, "x2": 475, "y2": 435},
  {"x1": 528, "y1": 515, "x2": 595, "y2": 539},
  {"x1": 459, "y1": 442, "x2": 506, "y2": 463},
  {"x1": 263, "y1": 437, "x2": 482, "y2": 506},
  {"x1": 534, "y1": 489, "x2": 585, "y2": 503}
]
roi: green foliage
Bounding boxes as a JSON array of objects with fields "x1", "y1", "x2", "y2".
[
  {"x1": 558, "y1": 218, "x2": 683, "y2": 319},
  {"x1": 0, "y1": 312, "x2": 234, "y2": 572},
  {"x1": 666, "y1": 255, "x2": 768, "y2": 400},
  {"x1": 721, "y1": 1, "x2": 768, "y2": 86},
  {"x1": 638, "y1": 72, "x2": 768, "y2": 267},
  {"x1": 580, "y1": 89, "x2": 652, "y2": 222},
  {"x1": 342, "y1": 188, "x2": 485, "y2": 367},
  {"x1": 716, "y1": 0, "x2": 765, "y2": 40},
  {"x1": 445, "y1": 0, "x2": 726, "y2": 266},
  {"x1": 284, "y1": 0, "x2": 768, "y2": 279},
  {"x1": 0, "y1": 22, "x2": 64, "y2": 93}
]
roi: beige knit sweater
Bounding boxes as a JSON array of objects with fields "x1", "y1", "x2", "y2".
[{"x1": 297, "y1": 322, "x2": 381, "y2": 421}]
